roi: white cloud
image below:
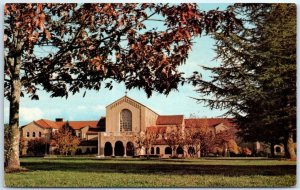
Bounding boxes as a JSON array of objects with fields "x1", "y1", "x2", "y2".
[
  {"x1": 20, "y1": 107, "x2": 44, "y2": 122},
  {"x1": 92, "y1": 104, "x2": 105, "y2": 111}
]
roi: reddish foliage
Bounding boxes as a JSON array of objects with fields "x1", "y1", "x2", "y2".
[
  {"x1": 242, "y1": 147, "x2": 252, "y2": 156},
  {"x1": 4, "y1": 3, "x2": 241, "y2": 99},
  {"x1": 52, "y1": 127, "x2": 80, "y2": 155},
  {"x1": 135, "y1": 129, "x2": 159, "y2": 157}
]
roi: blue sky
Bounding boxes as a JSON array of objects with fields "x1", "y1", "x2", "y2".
[{"x1": 3, "y1": 3, "x2": 232, "y2": 126}]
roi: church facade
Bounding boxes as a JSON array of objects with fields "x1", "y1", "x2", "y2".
[{"x1": 97, "y1": 95, "x2": 159, "y2": 157}]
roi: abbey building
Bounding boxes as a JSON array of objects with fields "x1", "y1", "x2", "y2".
[{"x1": 20, "y1": 95, "x2": 277, "y2": 157}]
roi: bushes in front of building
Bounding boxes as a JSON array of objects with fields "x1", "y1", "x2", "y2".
[{"x1": 27, "y1": 138, "x2": 49, "y2": 156}]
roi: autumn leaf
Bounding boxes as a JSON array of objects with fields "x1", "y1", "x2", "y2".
[
  {"x1": 39, "y1": 13, "x2": 46, "y2": 32},
  {"x1": 29, "y1": 32, "x2": 39, "y2": 42},
  {"x1": 37, "y1": 4, "x2": 43, "y2": 14},
  {"x1": 45, "y1": 30, "x2": 51, "y2": 40},
  {"x1": 4, "y1": 4, "x2": 10, "y2": 14}
]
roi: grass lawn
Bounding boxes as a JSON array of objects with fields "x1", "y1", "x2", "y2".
[{"x1": 4, "y1": 157, "x2": 296, "y2": 187}]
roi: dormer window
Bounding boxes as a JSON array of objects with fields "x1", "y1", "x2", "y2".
[{"x1": 120, "y1": 109, "x2": 132, "y2": 132}]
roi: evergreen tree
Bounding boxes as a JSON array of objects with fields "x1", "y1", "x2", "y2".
[{"x1": 190, "y1": 4, "x2": 296, "y2": 159}]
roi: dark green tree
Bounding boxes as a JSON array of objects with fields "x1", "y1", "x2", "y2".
[
  {"x1": 27, "y1": 138, "x2": 49, "y2": 156},
  {"x1": 190, "y1": 4, "x2": 296, "y2": 159}
]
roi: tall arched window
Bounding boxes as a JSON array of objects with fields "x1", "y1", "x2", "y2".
[{"x1": 120, "y1": 109, "x2": 132, "y2": 132}]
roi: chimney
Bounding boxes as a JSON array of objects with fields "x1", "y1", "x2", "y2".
[{"x1": 55, "y1": 118, "x2": 64, "y2": 122}]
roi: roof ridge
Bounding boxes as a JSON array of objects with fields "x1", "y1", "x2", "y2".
[
  {"x1": 42, "y1": 119, "x2": 59, "y2": 128},
  {"x1": 33, "y1": 120, "x2": 48, "y2": 129},
  {"x1": 106, "y1": 95, "x2": 159, "y2": 115}
]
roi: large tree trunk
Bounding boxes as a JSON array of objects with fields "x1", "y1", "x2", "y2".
[
  {"x1": 7, "y1": 78, "x2": 21, "y2": 170},
  {"x1": 6, "y1": 54, "x2": 22, "y2": 170}
]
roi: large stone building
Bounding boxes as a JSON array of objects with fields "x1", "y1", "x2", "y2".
[{"x1": 20, "y1": 95, "x2": 274, "y2": 157}]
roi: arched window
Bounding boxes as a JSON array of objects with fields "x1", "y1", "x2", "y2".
[
  {"x1": 120, "y1": 109, "x2": 132, "y2": 132},
  {"x1": 151, "y1": 147, "x2": 154, "y2": 154},
  {"x1": 39, "y1": 132, "x2": 42, "y2": 137},
  {"x1": 156, "y1": 147, "x2": 160, "y2": 155},
  {"x1": 27, "y1": 132, "x2": 30, "y2": 137},
  {"x1": 32, "y1": 132, "x2": 36, "y2": 137}
]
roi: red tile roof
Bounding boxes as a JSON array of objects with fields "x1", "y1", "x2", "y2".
[
  {"x1": 156, "y1": 115, "x2": 184, "y2": 125},
  {"x1": 33, "y1": 119, "x2": 99, "y2": 130},
  {"x1": 146, "y1": 126, "x2": 167, "y2": 133},
  {"x1": 67, "y1": 121, "x2": 98, "y2": 130},
  {"x1": 34, "y1": 119, "x2": 60, "y2": 129},
  {"x1": 185, "y1": 118, "x2": 235, "y2": 128}
]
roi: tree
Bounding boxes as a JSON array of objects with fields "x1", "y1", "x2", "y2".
[
  {"x1": 4, "y1": 3, "x2": 240, "y2": 169},
  {"x1": 213, "y1": 128, "x2": 239, "y2": 156},
  {"x1": 4, "y1": 124, "x2": 12, "y2": 167},
  {"x1": 164, "y1": 127, "x2": 182, "y2": 157},
  {"x1": 52, "y1": 126, "x2": 80, "y2": 155},
  {"x1": 184, "y1": 120, "x2": 215, "y2": 158},
  {"x1": 27, "y1": 138, "x2": 49, "y2": 156},
  {"x1": 242, "y1": 147, "x2": 252, "y2": 156},
  {"x1": 183, "y1": 127, "x2": 201, "y2": 158},
  {"x1": 135, "y1": 128, "x2": 158, "y2": 159},
  {"x1": 190, "y1": 4, "x2": 296, "y2": 159}
]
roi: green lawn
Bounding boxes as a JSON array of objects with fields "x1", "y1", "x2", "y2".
[{"x1": 4, "y1": 157, "x2": 296, "y2": 187}]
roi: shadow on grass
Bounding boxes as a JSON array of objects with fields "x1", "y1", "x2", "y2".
[{"x1": 20, "y1": 159, "x2": 296, "y2": 177}]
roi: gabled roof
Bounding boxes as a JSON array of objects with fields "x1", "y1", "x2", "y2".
[
  {"x1": 106, "y1": 95, "x2": 159, "y2": 115},
  {"x1": 34, "y1": 119, "x2": 60, "y2": 129},
  {"x1": 156, "y1": 115, "x2": 184, "y2": 125},
  {"x1": 184, "y1": 118, "x2": 235, "y2": 128}
]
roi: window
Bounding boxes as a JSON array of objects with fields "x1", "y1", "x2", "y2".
[
  {"x1": 39, "y1": 132, "x2": 42, "y2": 137},
  {"x1": 156, "y1": 147, "x2": 160, "y2": 155},
  {"x1": 165, "y1": 147, "x2": 172, "y2": 154},
  {"x1": 120, "y1": 109, "x2": 132, "y2": 132},
  {"x1": 151, "y1": 147, "x2": 154, "y2": 154},
  {"x1": 275, "y1": 146, "x2": 281, "y2": 153},
  {"x1": 32, "y1": 132, "x2": 36, "y2": 137},
  {"x1": 27, "y1": 132, "x2": 30, "y2": 137}
]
